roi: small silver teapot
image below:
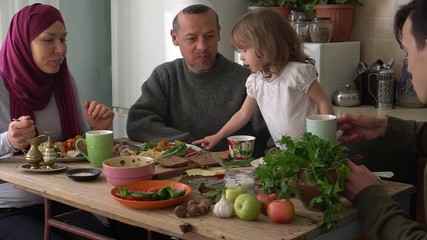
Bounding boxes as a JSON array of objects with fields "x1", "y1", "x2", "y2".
[{"x1": 332, "y1": 84, "x2": 361, "y2": 107}]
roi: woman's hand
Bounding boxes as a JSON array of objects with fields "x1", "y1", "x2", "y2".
[
  {"x1": 7, "y1": 116, "x2": 36, "y2": 149},
  {"x1": 83, "y1": 100, "x2": 114, "y2": 130},
  {"x1": 337, "y1": 113, "x2": 388, "y2": 144}
]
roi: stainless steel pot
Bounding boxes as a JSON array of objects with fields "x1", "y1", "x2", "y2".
[{"x1": 332, "y1": 84, "x2": 361, "y2": 107}]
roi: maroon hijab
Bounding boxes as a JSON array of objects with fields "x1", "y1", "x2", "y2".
[{"x1": 0, "y1": 3, "x2": 80, "y2": 140}]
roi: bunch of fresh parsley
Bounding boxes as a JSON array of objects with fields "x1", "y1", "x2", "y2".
[{"x1": 256, "y1": 132, "x2": 350, "y2": 231}]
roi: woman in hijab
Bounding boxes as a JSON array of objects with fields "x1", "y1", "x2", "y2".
[{"x1": 0, "y1": 4, "x2": 114, "y2": 239}]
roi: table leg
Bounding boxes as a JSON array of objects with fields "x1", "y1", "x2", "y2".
[{"x1": 44, "y1": 198, "x2": 52, "y2": 240}]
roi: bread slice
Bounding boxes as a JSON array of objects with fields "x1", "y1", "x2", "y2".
[
  {"x1": 188, "y1": 152, "x2": 219, "y2": 168},
  {"x1": 157, "y1": 156, "x2": 190, "y2": 168}
]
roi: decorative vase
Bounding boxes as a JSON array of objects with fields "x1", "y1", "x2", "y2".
[
  {"x1": 314, "y1": 4, "x2": 354, "y2": 42},
  {"x1": 396, "y1": 59, "x2": 427, "y2": 108}
]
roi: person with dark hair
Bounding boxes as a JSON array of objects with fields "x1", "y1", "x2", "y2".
[
  {"x1": 337, "y1": 1, "x2": 427, "y2": 239},
  {"x1": 126, "y1": 3, "x2": 270, "y2": 157},
  {"x1": 193, "y1": 8, "x2": 333, "y2": 149},
  {"x1": 0, "y1": 3, "x2": 114, "y2": 239}
]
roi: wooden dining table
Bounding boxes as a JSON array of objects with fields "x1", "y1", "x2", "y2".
[{"x1": 0, "y1": 156, "x2": 415, "y2": 240}]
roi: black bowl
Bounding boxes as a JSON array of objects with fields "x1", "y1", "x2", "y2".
[{"x1": 66, "y1": 168, "x2": 101, "y2": 182}]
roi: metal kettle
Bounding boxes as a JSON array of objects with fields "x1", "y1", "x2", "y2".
[{"x1": 368, "y1": 67, "x2": 395, "y2": 109}]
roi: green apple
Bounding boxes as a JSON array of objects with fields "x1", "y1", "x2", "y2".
[
  {"x1": 225, "y1": 186, "x2": 246, "y2": 203},
  {"x1": 234, "y1": 193, "x2": 261, "y2": 221}
]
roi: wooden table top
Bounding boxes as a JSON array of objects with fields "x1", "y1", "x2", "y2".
[{"x1": 0, "y1": 156, "x2": 415, "y2": 240}]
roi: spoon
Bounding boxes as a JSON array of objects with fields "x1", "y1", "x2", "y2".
[{"x1": 211, "y1": 153, "x2": 228, "y2": 170}]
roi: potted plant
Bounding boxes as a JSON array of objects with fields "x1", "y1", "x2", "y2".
[
  {"x1": 248, "y1": 0, "x2": 304, "y2": 19},
  {"x1": 305, "y1": 0, "x2": 364, "y2": 41},
  {"x1": 255, "y1": 133, "x2": 350, "y2": 230}
]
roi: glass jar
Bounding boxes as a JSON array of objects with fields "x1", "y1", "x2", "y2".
[
  {"x1": 309, "y1": 17, "x2": 332, "y2": 43},
  {"x1": 288, "y1": 10, "x2": 305, "y2": 22},
  {"x1": 293, "y1": 19, "x2": 311, "y2": 42},
  {"x1": 224, "y1": 168, "x2": 255, "y2": 192}
]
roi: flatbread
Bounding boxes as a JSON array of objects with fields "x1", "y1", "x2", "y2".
[
  {"x1": 187, "y1": 152, "x2": 219, "y2": 168},
  {"x1": 186, "y1": 167, "x2": 225, "y2": 176},
  {"x1": 156, "y1": 156, "x2": 190, "y2": 168}
]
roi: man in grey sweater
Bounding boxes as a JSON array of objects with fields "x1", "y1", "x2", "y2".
[{"x1": 127, "y1": 4, "x2": 270, "y2": 156}]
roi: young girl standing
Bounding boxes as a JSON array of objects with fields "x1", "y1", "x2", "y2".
[{"x1": 193, "y1": 8, "x2": 334, "y2": 149}]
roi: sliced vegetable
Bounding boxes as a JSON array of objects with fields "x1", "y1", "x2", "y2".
[
  {"x1": 114, "y1": 186, "x2": 186, "y2": 201},
  {"x1": 161, "y1": 143, "x2": 188, "y2": 157}
]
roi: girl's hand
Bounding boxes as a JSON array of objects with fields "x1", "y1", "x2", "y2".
[
  {"x1": 192, "y1": 135, "x2": 222, "y2": 150},
  {"x1": 7, "y1": 116, "x2": 36, "y2": 149},
  {"x1": 83, "y1": 100, "x2": 115, "y2": 130}
]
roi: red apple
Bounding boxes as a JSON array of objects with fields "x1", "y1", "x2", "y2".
[
  {"x1": 267, "y1": 199, "x2": 295, "y2": 224},
  {"x1": 256, "y1": 193, "x2": 278, "y2": 215}
]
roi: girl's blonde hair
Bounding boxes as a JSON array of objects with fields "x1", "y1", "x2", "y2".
[{"x1": 230, "y1": 8, "x2": 314, "y2": 79}]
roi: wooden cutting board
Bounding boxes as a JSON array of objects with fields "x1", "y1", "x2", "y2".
[{"x1": 152, "y1": 151, "x2": 229, "y2": 180}]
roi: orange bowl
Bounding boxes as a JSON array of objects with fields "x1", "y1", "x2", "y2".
[{"x1": 110, "y1": 180, "x2": 192, "y2": 209}]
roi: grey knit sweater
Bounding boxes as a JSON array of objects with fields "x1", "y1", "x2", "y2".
[{"x1": 127, "y1": 53, "x2": 270, "y2": 156}]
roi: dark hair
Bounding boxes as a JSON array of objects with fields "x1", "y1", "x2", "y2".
[
  {"x1": 172, "y1": 4, "x2": 219, "y2": 31},
  {"x1": 394, "y1": 0, "x2": 427, "y2": 50},
  {"x1": 230, "y1": 8, "x2": 313, "y2": 79}
]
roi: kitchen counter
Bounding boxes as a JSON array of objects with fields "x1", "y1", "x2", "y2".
[{"x1": 334, "y1": 105, "x2": 427, "y2": 122}]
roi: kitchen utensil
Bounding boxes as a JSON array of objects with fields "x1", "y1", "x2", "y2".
[
  {"x1": 211, "y1": 153, "x2": 228, "y2": 170},
  {"x1": 368, "y1": 68, "x2": 395, "y2": 109},
  {"x1": 383, "y1": 58, "x2": 395, "y2": 69},
  {"x1": 332, "y1": 84, "x2": 361, "y2": 107},
  {"x1": 373, "y1": 171, "x2": 394, "y2": 179},
  {"x1": 369, "y1": 59, "x2": 384, "y2": 71}
]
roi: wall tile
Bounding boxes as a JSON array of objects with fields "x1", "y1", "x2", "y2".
[
  {"x1": 357, "y1": 18, "x2": 376, "y2": 40},
  {"x1": 357, "y1": 0, "x2": 376, "y2": 18},
  {"x1": 376, "y1": 17, "x2": 395, "y2": 39},
  {"x1": 377, "y1": 0, "x2": 397, "y2": 17},
  {"x1": 354, "y1": 0, "x2": 405, "y2": 73}
]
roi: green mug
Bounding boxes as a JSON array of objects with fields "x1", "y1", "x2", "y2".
[
  {"x1": 306, "y1": 114, "x2": 337, "y2": 143},
  {"x1": 75, "y1": 130, "x2": 113, "y2": 168}
]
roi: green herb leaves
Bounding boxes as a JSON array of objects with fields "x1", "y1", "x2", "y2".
[{"x1": 255, "y1": 132, "x2": 350, "y2": 230}]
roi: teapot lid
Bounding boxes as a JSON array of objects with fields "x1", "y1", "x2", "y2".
[{"x1": 338, "y1": 84, "x2": 359, "y2": 94}]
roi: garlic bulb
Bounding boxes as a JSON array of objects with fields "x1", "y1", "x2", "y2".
[{"x1": 213, "y1": 194, "x2": 234, "y2": 218}]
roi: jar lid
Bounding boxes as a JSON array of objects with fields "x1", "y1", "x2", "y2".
[
  {"x1": 312, "y1": 17, "x2": 331, "y2": 21},
  {"x1": 295, "y1": 18, "x2": 312, "y2": 22}
]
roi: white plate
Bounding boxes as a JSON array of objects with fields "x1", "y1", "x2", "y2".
[
  {"x1": 250, "y1": 158, "x2": 264, "y2": 168},
  {"x1": 17, "y1": 163, "x2": 68, "y2": 173}
]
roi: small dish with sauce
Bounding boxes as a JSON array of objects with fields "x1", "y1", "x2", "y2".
[{"x1": 66, "y1": 168, "x2": 101, "y2": 182}]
